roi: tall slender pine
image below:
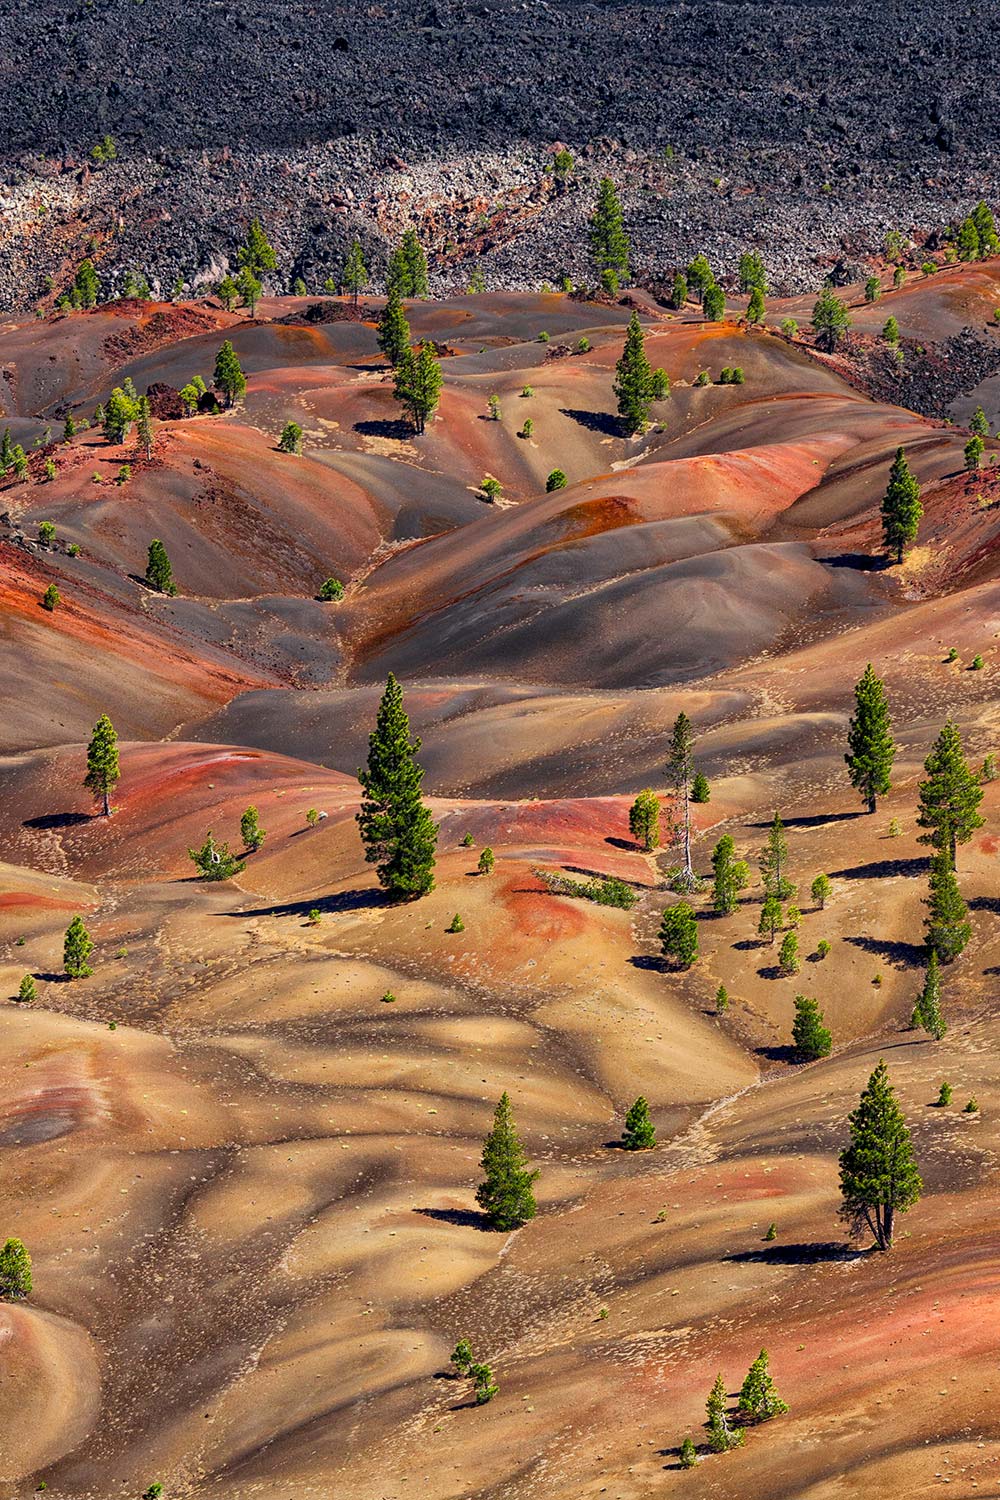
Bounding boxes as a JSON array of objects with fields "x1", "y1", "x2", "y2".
[
  {"x1": 357, "y1": 674, "x2": 438, "y2": 898},
  {"x1": 845, "y1": 663, "x2": 896, "y2": 813}
]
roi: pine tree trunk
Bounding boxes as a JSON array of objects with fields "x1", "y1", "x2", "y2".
[
  {"x1": 683, "y1": 789, "x2": 692, "y2": 877},
  {"x1": 883, "y1": 1203, "x2": 895, "y2": 1249},
  {"x1": 868, "y1": 792, "x2": 876, "y2": 814},
  {"x1": 103, "y1": 788, "x2": 111, "y2": 817}
]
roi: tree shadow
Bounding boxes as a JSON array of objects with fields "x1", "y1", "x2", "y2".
[
  {"x1": 629, "y1": 954, "x2": 676, "y2": 974},
  {"x1": 353, "y1": 418, "x2": 413, "y2": 440},
  {"x1": 605, "y1": 835, "x2": 639, "y2": 852},
  {"x1": 731, "y1": 937, "x2": 762, "y2": 952},
  {"x1": 844, "y1": 934, "x2": 926, "y2": 970},
  {"x1": 746, "y1": 809, "x2": 864, "y2": 830},
  {"x1": 726, "y1": 1242, "x2": 863, "y2": 1265},
  {"x1": 757, "y1": 963, "x2": 787, "y2": 980},
  {"x1": 821, "y1": 552, "x2": 889, "y2": 571},
  {"x1": 827, "y1": 857, "x2": 926, "y2": 880},
  {"x1": 414, "y1": 1207, "x2": 492, "y2": 1231},
  {"x1": 224, "y1": 889, "x2": 388, "y2": 918},
  {"x1": 754, "y1": 1043, "x2": 800, "y2": 1064},
  {"x1": 559, "y1": 406, "x2": 622, "y2": 437},
  {"x1": 23, "y1": 812, "x2": 92, "y2": 830},
  {"x1": 970, "y1": 895, "x2": 1000, "y2": 914}
]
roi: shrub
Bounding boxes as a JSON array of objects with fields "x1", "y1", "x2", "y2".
[
  {"x1": 307, "y1": 908, "x2": 321, "y2": 926},
  {"x1": 380, "y1": 990, "x2": 396, "y2": 1003},
  {"x1": 41, "y1": 583, "x2": 59, "y2": 612},
  {"x1": 778, "y1": 931, "x2": 800, "y2": 974},
  {"x1": 538, "y1": 331, "x2": 550, "y2": 342},
  {"x1": 519, "y1": 418, "x2": 534, "y2": 439},
  {"x1": 481, "y1": 475, "x2": 503, "y2": 503},
  {"x1": 0, "y1": 1239, "x2": 32, "y2": 1300},
  {"x1": 936, "y1": 1081, "x2": 952, "y2": 1107},
  {"x1": 971, "y1": 654, "x2": 985, "y2": 670},
  {"x1": 945, "y1": 646, "x2": 959, "y2": 662},
  {"x1": 521, "y1": 385, "x2": 534, "y2": 397},
  {"x1": 38, "y1": 521, "x2": 56, "y2": 547},
  {"x1": 546, "y1": 469, "x2": 568, "y2": 491},
  {"x1": 887, "y1": 818, "x2": 902, "y2": 837},
  {"x1": 278, "y1": 421, "x2": 303, "y2": 454},
  {"x1": 764, "y1": 1222, "x2": 777, "y2": 1241},
  {"x1": 816, "y1": 939, "x2": 831, "y2": 959},
  {"x1": 577, "y1": 336, "x2": 591, "y2": 353},
  {"x1": 659, "y1": 902, "x2": 698, "y2": 966},
  {"x1": 319, "y1": 577, "x2": 344, "y2": 601},
  {"x1": 965, "y1": 1096, "x2": 980, "y2": 1114},
  {"x1": 188, "y1": 833, "x2": 246, "y2": 882},
  {"x1": 447, "y1": 913, "x2": 465, "y2": 932},
  {"x1": 694, "y1": 370, "x2": 710, "y2": 387},
  {"x1": 16, "y1": 974, "x2": 36, "y2": 1003},
  {"x1": 811, "y1": 873, "x2": 831, "y2": 908},
  {"x1": 305, "y1": 808, "x2": 319, "y2": 826},
  {"x1": 535, "y1": 868, "x2": 637, "y2": 909},
  {"x1": 478, "y1": 847, "x2": 495, "y2": 875},
  {"x1": 780, "y1": 317, "x2": 798, "y2": 337},
  {"x1": 487, "y1": 394, "x2": 502, "y2": 421}
]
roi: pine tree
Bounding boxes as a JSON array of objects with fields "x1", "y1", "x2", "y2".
[
  {"x1": 214, "y1": 341, "x2": 247, "y2": 407},
  {"x1": 613, "y1": 313, "x2": 655, "y2": 436},
  {"x1": 882, "y1": 315, "x2": 900, "y2": 344},
  {"x1": 738, "y1": 1349, "x2": 788, "y2": 1422},
  {"x1": 779, "y1": 931, "x2": 800, "y2": 974},
  {"x1": 738, "y1": 250, "x2": 768, "y2": 294},
  {"x1": 711, "y1": 834, "x2": 749, "y2": 915},
  {"x1": 706, "y1": 1372, "x2": 743, "y2": 1453},
  {"x1": 811, "y1": 284, "x2": 850, "y2": 350},
  {"x1": 74, "y1": 258, "x2": 100, "y2": 308},
  {"x1": 393, "y1": 342, "x2": 443, "y2": 434},
  {"x1": 217, "y1": 274, "x2": 238, "y2": 311},
  {"x1": 666, "y1": 711, "x2": 695, "y2": 883},
  {"x1": 881, "y1": 444, "x2": 923, "y2": 562},
  {"x1": 477, "y1": 846, "x2": 495, "y2": 875},
  {"x1": 746, "y1": 286, "x2": 766, "y2": 326},
  {"x1": 811, "y1": 873, "x2": 831, "y2": 908},
  {"x1": 475, "y1": 1092, "x2": 538, "y2": 1230},
  {"x1": 758, "y1": 894, "x2": 783, "y2": 943},
  {"x1": 450, "y1": 1337, "x2": 474, "y2": 1376},
  {"x1": 145, "y1": 539, "x2": 176, "y2": 595},
  {"x1": 691, "y1": 771, "x2": 710, "y2": 803},
  {"x1": 103, "y1": 386, "x2": 137, "y2": 443},
  {"x1": 685, "y1": 254, "x2": 714, "y2": 304},
  {"x1": 917, "y1": 720, "x2": 984, "y2": 867},
  {"x1": 971, "y1": 406, "x2": 990, "y2": 438},
  {"x1": 628, "y1": 788, "x2": 661, "y2": 851},
  {"x1": 136, "y1": 395, "x2": 153, "y2": 459},
  {"x1": 471, "y1": 1362, "x2": 499, "y2": 1404},
  {"x1": 845, "y1": 663, "x2": 896, "y2": 812},
  {"x1": 759, "y1": 812, "x2": 792, "y2": 898},
  {"x1": 235, "y1": 266, "x2": 262, "y2": 315},
  {"x1": 924, "y1": 852, "x2": 971, "y2": 963},
  {"x1": 241, "y1": 805, "x2": 266, "y2": 852},
  {"x1": 670, "y1": 272, "x2": 688, "y2": 309},
  {"x1": 546, "y1": 468, "x2": 568, "y2": 491},
  {"x1": 377, "y1": 285, "x2": 411, "y2": 368},
  {"x1": 84, "y1": 713, "x2": 120, "y2": 815},
  {"x1": 188, "y1": 832, "x2": 246, "y2": 881},
  {"x1": 357, "y1": 673, "x2": 438, "y2": 898},
  {"x1": 972, "y1": 200, "x2": 999, "y2": 256},
  {"x1": 342, "y1": 239, "x2": 368, "y2": 304},
  {"x1": 386, "y1": 244, "x2": 411, "y2": 297},
  {"x1": 702, "y1": 283, "x2": 726, "y2": 322},
  {"x1": 792, "y1": 993, "x2": 831, "y2": 1059},
  {"x1": 589, "y1": 177, "x2": 630, "y2": 280},
  {"x1": 839, "y1": 1059, "x2": 921, "y2": 1250},
  {"x1": 678, "y1": 1436, "x2": 697, "y2": 1468},
  {"x1": 64, "y1": 915, "x2": 94, "y2": 978},
  {"x1": 17, "y1": 974, "x2": 36, "y2": 1004},
  {"x1": 957, "y1": 217, "x2": 981, "y2": 262},
  {"x1": 278, "y1": 421, "x2": 303, "y2": 454},
  {"x1": 621, "y1": 1096, "x2": 656, "y2": 1150},
  {"x1": 0, "y1": 1238, "x2": 32, "y2": 1300},
  {"x1": 238, "y1": 218, "x2": 277, "y2": 277},
  {"x1": 400, "y1": 229, "x2": 429, "y2": 297},
  {"x1": 911, "y1": 948, "x2": 947, "y2": 1038},
  {"x1": 659, "y1": 902, "x2": 698, "y2": 966}
]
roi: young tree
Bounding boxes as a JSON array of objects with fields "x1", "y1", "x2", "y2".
[
  {"x1": 811, "y1": 284, "x2": 850, "y2": 350},
  {"x1": 451, "y1": 1338, "x2": 474, "y2": 1376},
  {"x1": 342, "y1": 239, "x2": 368, "y2": 304},
  {"x1": 659, "y1": 902, "x2": 698, "y2": 966},
  {"x1": 235, "y1": 266, "x2": 262, "y2": 315},
  {"x1": 924, "y1": 852, "x2": 971, "y2": 963},
  {"x1": 621, "y1": 1095, "x2": 656, "y2": 1150},
  {"x1": 238, "y1": 218, "x2": 277, "y2": 277},
  {"x1": 64, "y1": 915, "x2": 94, "y2": 978},
  {"x1": 845, "y1": 663, "x2": 896, "y2": 813},
  {"x1": 917, "y1": 720, "x2": 984, "y2": 867},
  {"x1": 882, "y1": 314, "x2": 900, "y2": 344},
  {"x1": 17, "y1": 974, "x2": 36, "y2": 1004},
  {"x1": 971, "y1": 405, "x2": 990, "y2": 438},
  {"x1": 84, "y1": 713, "x2": 120, "y2": 815},
  {"x1": 103, "y1": 386, "x2": 137, "y2": 443},
  {"x1": 711, "y1": 834, "x2": 749, "y2": 915},
  {"x1": 589, "y1": 177, "x2": 630, "y2": 280},
  {"x1": 393, "y1": 342, "x2": 443, "y2": 434},
  {"x1": 972, "y1": 200, "x2": 1000, "y2": 256},
  {"x1": 377, "y1": 285, "x2": 411, "y2": 368},
  {"x1": 792, "y1": 993, "x2": 832, "y2": 1059},
  {"x1": 471, "y1": 1361, "x2": 499, "y2": 1404},
  {"x1": 746, "y1": 285, "x2": 766, "y2": 326},
  {"x1": 691, "y1": 771, "x2": 710, "y2": 803},
  {"x1": 911, "y1": 948, "x2": 947, "y2": 1039},
  {"x1": 357, "y1": 673, "x2": 438, "y2": 898},
  {"x1": 839, "y1": 1060, "x2": 921, "y2": 1251},
  {"x1": 217, "y1": 274, "x2": 238, "y2": 311},
  {"x1": 880, "y1": 446, "x2": 923, "y2": 562},
  {"x1": 400, "y1": 228, "x2": 429, "y2": 297},
  {"x1": 240, "y1": 805, "x2": 266, "y2": 852},
  {"x1": 738, "y1": 1349, "x2": 788, "y2": 1422},
  {"x1": 145, "y1": 539, "x2": 177, "y2": 595},
  {"x1": 41, "y1": 583, "x2": 60, "y2": 612},
  {"x1": 670, "y1": 272, "x2": 688, "y2": 309},
  {"x1": 188, "y1": 832, "x2": 247, "y2": 881},
  {"x1": 74, "y1": 258, "x2": 100, "y2": 308},
  {"x1": 135, "y1": 395, "x2": 154, "y2": 459},
  {"x1": 738, "y1": 250, "x2": 768, "y2": 294},
  {"x1": 702, "y1": 282, "x2": 726, "y2": 322},
  {"x1": 214, "y1": 341, "x2": 247, "y2": 407},
  {"x1": 628, "y1": 788, "x2": 661, "y2": 851},
  {"x1": 666, "y1": 711, "x2": 695, "y2": 883},
  {"x1": 278, "y1": 421, "x2": 303, "y2": 454},
  {"x1": 685, "y1": 254, "x2": 714, "y2": 304},
  {"x1": 758, "y1": 894, "x2": 783, "y2": 943},
  {"x1": 759, "y1": 812, "x2": 792, "y2": 898},
  {"x1": 706, "y1": 1372, "x2": 743, "y2": 1453},
  {"x1": 811, "y1": 873, "x2": 831, "y2": 909},
  {"x1": 957, "y1": 217, "x2": 981, "y2": 262},
  {"x1": 678, "y1": 1436, "x2": 697, "y2": 1469},
  {"x1": 965, "y1": 435, "x2": 985, "y2": 471},
  {"x1": 613, "y1": 313, "x2": 657, "y2": 436},
  {"x1": 0, "y1": 1239, "x2": 32, "y2": 1300},
  {"x1": 545, "y1": 468, "x2": 568, "y2": 491},
  {"x1": 779, "y1": 931, "x2": 800, "y2": 974},
  {"x1": 475, "y1": 1091, "x2": 538, "y2": 1230},
  {"x1": 477, "y1": 846, "x2": 495, "y2": 875}
]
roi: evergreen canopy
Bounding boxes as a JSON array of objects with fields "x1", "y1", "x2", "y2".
[
  {"x1": 839, "y1": 1060, "x2": 921, "y2": 1251},
  {"x1": 357, "y1": 673, "x2": 438, "y2": 898}
]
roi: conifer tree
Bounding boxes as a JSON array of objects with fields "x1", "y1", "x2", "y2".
[
  {"x1": 238, "y1": 218, "x2": 277, "y2": 277},
  {"x1": 738, "y1": 1349, "x2": 788, "y2": 1422},
  {"x1": 0, "y1": 1238, "x2": 32, "y2": 1300},
  {"x1": 971, "y1": 405, "x2": 990, "y2": 438},
  {"x1": 357, "y1": 673, "x2": 438, "y2": 898},
  {"x1": 240, "y1": 805, "x2": 266, "y2": 852},
  {"x1": 678, "y1": 1436, "x2": 697, "y2": 1468},
  {"x1": 839, "y1": 1059, "x2": 921, "y2": 1250},
  {"x1": 779, "y1": 930, "x2": 800, "y2": 974},
  {"x1": 917, "y1": 720, "x2": 984, "y2": 867},
  {"x1": 0, "y1": 427, "x2": 13, "y2": 473},
  {"x1": 845, "y1": 663, "x2": 896, "y2": 812},
  {"x1": 882, "y1": 315, "x2": 900, "y2": 344},
  {"x1": 738, "y1": 250, "x2": 768, "y2": 294},
  {"x1": 84, "y1": 713, "x2": 120, "y2": 815},
  {"x1": 386, "y1": 244, "x2": 410, "y2": 297},
  {"x1": 746, "y1": 286, "x2": 766, "y2": 326},
  {"x1": 235, "y1": 266, "x2": 262, "y2": 315},
  {"x1": 589, "y1": 177, "x2": 630, "y2": 280},
  {"x1": 621, "y1": 1096, "x2": 656, "y2": 1150},
  {"x1": 377, "y1": 285, "x2": 411, "y2": 368},
  {"x1": 811, "y1": 284, "x2": 850, "y2": 350},
  {"x1": 393, "y1": 342, "x2": 443, "y2": 434},
  {"x1": 972, "y1": 200, "x2": 1000, "y2": 256},
  {"x1": 659, "y1": 902, "x2": 698, "y2": 966},
  {"x1": 217, "y1": 274, "x2": 238, "y2": 311},
  {"x1": 214, "y1": 341, "x2": 247, "y2": 407},
  {"x1": 924, "y1": 853, "x2": 971, "y2": 963},
  {"x1": 759, "y1": 812, "x2": 792, "y2": 898},
  {"x1": 965, "y1": 434, "x2": 984, "y2": 471},
  {"x1": 702, "y1": 282, "x2": 726, "y2": 322},
  {"x1": 64, "y1": 915, "x2": 94, "y2": 978},
  {"x1": 911, "y1": 948, "x2": 947, "y2": 1038},
  {"x1": 758, "y1": 894, "x2": 783, "y2": 943},
  {"x1": 188, "y1": 832, "x2": 246, "y2": 881},
  {"x1": 342, "y1": 239, "x2": 368, "y2": 303},
  {"x1": 957, "y1": 217, "x2": 981, "y2": 262},
  {"x1": 628, "y1": 788, "x2": 661, "y2": 851},
  {"x1": 685, "y1": 254, "x2": 714, "y2": 304},
  {"x1": 706, "y1": 1373, "x2": 743, "y2": 1453},
  {"x1": 546, "y1": 468, "x2": 568, "y2": 491},
  {"x1": 690, "y1": 771, "x2": 710, "y2": 803},
  {"x1": 278, "y1": 421, "x2": 303, "y2": 454},
  {"x1": 135, "y1": 395, "x2": 153, "y2": 459},
  {"x1": 880, "y1": 446, "x2": 922, "y2": 562},
  {"x1": 400, "y1": 229, "x2": 429, "y2": 297},
  {"x1": 666, "y1": 711, "x2": 695, "y2": 883},
  {"x1": 145, "y1": 540, "x2": 176, "y2": 595},
  {"x1": 103, "y1": 386, "x2": 137, "y2": 443},
  {"x1": 74, "y1": 258, "x2": 100, "y2": 308},
  {"x1": 475, "y1": 1092, "x2": 538, "y2": 1230},
  {"x1": 613, "y1": 313, "x2": 655, "y2": 435},
  {"x1": 670, "y1": 272, "x2": 688, "y2": 309},
  {"x1": 711, "y1": 834, "x2": 749, "y2": 915},
  {"x1": 792, "y1": 993, "x2": 831, "y2": 1059},
  {"x1": 17, "y1": 974, "x2": 36, "y2": 1004}
]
